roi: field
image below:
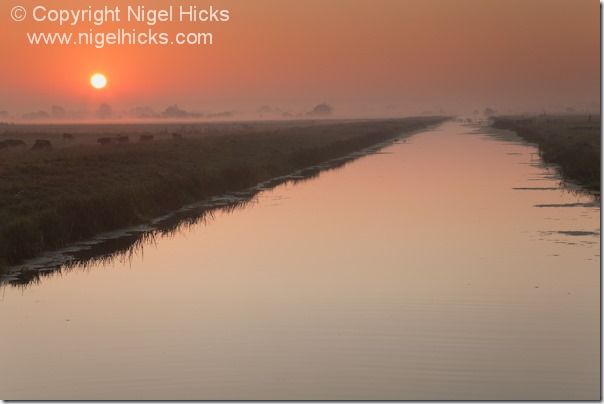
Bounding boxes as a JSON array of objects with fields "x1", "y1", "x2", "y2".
[
  {"x1": 0, "y1": 117, "x2": 445, "y2": 270},
  {"x1": 492, "y1": 115, "x2": 600, "y2": 192}
]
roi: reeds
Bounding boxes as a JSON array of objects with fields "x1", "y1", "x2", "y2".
[
  {"x1": 0, "y1": 117, "x2": 446, "y2": 270},
  {"x1": 492, "y1": 115, "x2": 600, "y2": 192}
]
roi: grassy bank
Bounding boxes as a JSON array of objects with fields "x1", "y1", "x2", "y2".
[
  {"x1": 492, "y1": 115, "x2": 600, "y2": 192},
  {"x1": 0, "y1": 117, "x2": 445, "y2": 269}
]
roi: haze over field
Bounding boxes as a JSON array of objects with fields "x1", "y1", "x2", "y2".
[{"x1": 0, "y1": 0, "x2": 599, "y2": 121}]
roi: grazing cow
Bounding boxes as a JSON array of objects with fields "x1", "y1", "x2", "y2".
[
  {"x1": 117, "y1": 135, "x2": 129, "y2": 144},
  {"x1": 97, "y1": 137, "x2": 114, "y2": 145},
  {"x1": 62, "y1": 133, "x2": 74, "y2": 140},
  {"x1": 31, "y1": 139, "x2": 52, "y2": 150},
  {"x1": 140, "y1": 134, "x2": 154, "y2": 142},
  {"x1": 172, "y1": 133, "x2": 183, "y2": 140},
  {"x1": 0, "y1": 139, "x2": 26, "y2": 150}
]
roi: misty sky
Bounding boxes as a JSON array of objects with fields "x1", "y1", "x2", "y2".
[{"x1": 0, "y1": 0, "x2": 599, "y2": 120}]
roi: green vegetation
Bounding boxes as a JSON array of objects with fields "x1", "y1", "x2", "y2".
[
  {"x1": 0, "y1": 117, "x2": 445, "y2": 269},
  {"x1": 492, "y1": 115, "x2": 600, "y2": 192}
]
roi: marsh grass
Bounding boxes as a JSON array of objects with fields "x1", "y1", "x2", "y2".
[
  {"x1": 0, "y1": 117, "x2": 445, "y2": 270},
  {"x1": 492, "y1": 115, "x2": 600, "y2": 193}
]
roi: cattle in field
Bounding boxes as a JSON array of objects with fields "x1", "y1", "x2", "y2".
[
  {"x1": 97, "y1": 137, "x2": 114, "y2": 145},
  {"x1": 140, "y1": 135, "x2": 154, "y2": 142},
  {"x1": 0, "y1": 139, "x2": 26, "y2": 150},
  {"x1": 31, "y1": 139, "x2": 52, "y2": 150}
]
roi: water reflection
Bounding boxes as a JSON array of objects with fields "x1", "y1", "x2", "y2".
[
  {"x1": 1, "y1": 133, "x2": 411, "y2": 287},
  {"x1": 0, "y1": 122, "x2": 599, "y2": 400}
]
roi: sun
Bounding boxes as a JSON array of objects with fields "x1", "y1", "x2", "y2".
[{"x1": 90, "y1": 73, "x2": 107, "y2": 89}]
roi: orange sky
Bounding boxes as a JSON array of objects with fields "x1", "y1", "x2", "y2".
[{"x1": 0, "y1": 0, "x2": 599, "y2": 119}]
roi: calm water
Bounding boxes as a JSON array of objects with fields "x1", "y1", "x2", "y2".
[{"x1": 0, "y1": 122, "x2": 599, "y2": 400}]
